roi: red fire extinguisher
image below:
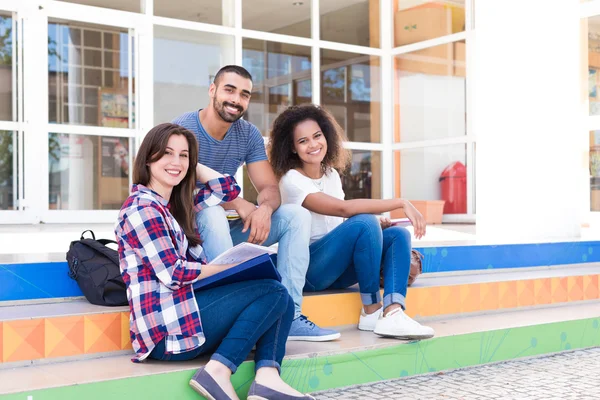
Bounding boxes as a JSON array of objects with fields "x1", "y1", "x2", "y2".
[{"x1": 439, "y1": 161, "x2": 466, "y2": 214}]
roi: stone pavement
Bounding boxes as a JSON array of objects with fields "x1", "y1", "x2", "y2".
[{"x1": 311, "y1": 347, "x2": 600, "y2": 399}]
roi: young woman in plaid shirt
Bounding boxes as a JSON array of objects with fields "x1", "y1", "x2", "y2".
[{"x1": 116, "y1": 123, "x2": 313, "y2": 400}]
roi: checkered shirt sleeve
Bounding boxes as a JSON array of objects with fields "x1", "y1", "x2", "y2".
[{"x1": 194, "y1": 175, "x2": 240, "y2": 212}]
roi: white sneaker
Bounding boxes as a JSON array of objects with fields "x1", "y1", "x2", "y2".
[
  {"x1": 373, "y1": 308, "x2": 435, "y2": 340},
  {"x1": 358, "y1": 307, "x2": 383, "y2": 331}
]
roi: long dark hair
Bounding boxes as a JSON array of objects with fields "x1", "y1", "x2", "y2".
[
  {"x1": 133, "y1": 123, "x2": 200, "y2": 246},
  {"x1": 268, "y1": 104, "x2": 350, "y2": 179}
]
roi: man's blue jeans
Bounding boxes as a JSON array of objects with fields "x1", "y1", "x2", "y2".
[
  {"x1": 149, "y1": 279, "x2": 294, "y2": 373},
  {"x1": 304, "y1": 214, "x2": 411, "y2": 310},
  {"x1": 196, "y1": 204, "x2": 311, "y2": 319}
]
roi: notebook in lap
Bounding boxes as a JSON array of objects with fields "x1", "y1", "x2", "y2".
[{"x1": 193, "y1": 253, "x2": 281, "y2": 291}]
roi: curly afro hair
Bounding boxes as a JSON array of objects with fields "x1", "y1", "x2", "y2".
[{"x1": 268, "y1": 104, "x2": 350, "y2": 179}]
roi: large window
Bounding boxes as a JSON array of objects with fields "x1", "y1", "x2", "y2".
[
  {"x1": 0, "y1": 0, "x2": 477, "y2": 223},
  {"x1": 394, "y1": 2, "x2": 465, "y2": 47},
  {"x1": 0, "y1": 131, "x2": 15, "y2": 210},
  {"x1": 321, "y1": 49, "x2": 380, "y2": 143},
  {"x1": 343, "y1": 150, "x2": 381, "y2": 200},
  {"x1": 321, "y1": 0, "x2": 379, "y2": 47},
  {"x1": 154, "y1": 0, "x2": 231, "y2": 26},
  {"x1": 243, "y1": 1, "x2": 311, "y2": 38},
  {"x1": 47, "y1": 20, "x2": 135, "y2": 211},
  {"x1": 589, "y1": 15, "x2": 600, "y2": 212},
  {"x1": 153, "y1": 26, "x2": 234, "y2": 124},
  {"x1": 48, "y1": 21, "x2": 134, "y2": 127},
  {"x1": 48, "y1": 133, "x2": 131, "y2": 210},
  {"x1": 57, "y1": 0, "x2": 140, "y2": 13},
  {"x1": 392, "y1": 1, "x2": 470, "y2": 219},
  {"x1": 394, "y1": 41, "x2": 466, "y2": 143},
  {"x1": 0, "y1": 14, "x2": 14, "y2": 121},
  {"x1": 0, "y1": 13, "x2": 16, "y2": 212},
  {"x1": 243, "y1": 39, "x2": 312, "y2": 136},
  {"x1": 394, "y1": 144, "x2": 467, "y2": 214}
]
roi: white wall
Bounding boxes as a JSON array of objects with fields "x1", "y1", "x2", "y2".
[{"x1": 474, "y1": 0, "x2": 585, "y2": 242}]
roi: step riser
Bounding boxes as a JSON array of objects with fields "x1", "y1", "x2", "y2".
[
  {"x1": 1, "y1": 273, "x2": 598, "y2": 367},
  {"x1": 304, "y1": 274, "x2": 600, "y2": 327},
  {"x1": 3, "y1": 241, "x2": 600, "y2": 302},
  {"x1": 1, "y1": 317, "x2": 598, "y2": 399}
]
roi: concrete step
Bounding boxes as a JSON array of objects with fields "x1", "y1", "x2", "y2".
[
  {"x1": 0, "y1": 301, "x2": 598, "y2": 399},
  {"x1": 1, "y1": 263, "x2": 598, "y2": 367}
]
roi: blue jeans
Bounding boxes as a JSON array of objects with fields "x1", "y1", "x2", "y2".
[
  {"x1": 148, "y1": 279, "x2": 294, "y2": 374},
  {"x1": 196, "y1": 205, "x2": 311, "y2": 319},
  {"x1": 304, "y1": 214, "x2": 411, "y2": 309}
]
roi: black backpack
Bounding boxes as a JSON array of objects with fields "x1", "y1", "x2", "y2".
[{"x1": 67, "y1": 230, "x2": 128, "y2": 307}]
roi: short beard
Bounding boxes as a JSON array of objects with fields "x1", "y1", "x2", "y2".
[{"x1": 213, "y1": 97, "x2": 245, "y2": 123}]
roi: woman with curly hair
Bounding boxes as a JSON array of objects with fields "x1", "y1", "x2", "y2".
[{"x1": 268, "y1": 105, "x2": 434, "y2": 340}]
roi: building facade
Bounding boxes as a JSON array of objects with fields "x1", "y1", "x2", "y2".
[{"x1": 0, "y1": 0, "x2": 593, "y2": 241}]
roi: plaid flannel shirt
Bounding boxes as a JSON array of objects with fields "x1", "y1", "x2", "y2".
[{"x1": 115, "y1": 176, "x2": 240, "y2": 362}]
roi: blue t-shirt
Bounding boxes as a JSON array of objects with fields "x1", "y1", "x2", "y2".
[{"x1": 172, "y1": 110, "x2": 267, "y2": 177}]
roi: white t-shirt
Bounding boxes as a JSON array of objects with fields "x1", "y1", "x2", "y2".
[{"x1": 279, "y1": 168, "x2": 345, "y2": 243}]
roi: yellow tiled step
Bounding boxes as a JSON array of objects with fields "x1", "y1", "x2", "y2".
[
  {"x1": 0, "y1": 264, "x2": 598, "y2": 366},
  {"x1": 304, "y1": 264, "x2": 600, "y2": 327},
  {"x1": 1, "y1": 301, "x2": 598, "y2": 396}
]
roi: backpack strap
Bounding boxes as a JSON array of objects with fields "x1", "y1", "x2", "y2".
[{"x1": 80, "y1": 230, "x2": 96, "y2": 240}]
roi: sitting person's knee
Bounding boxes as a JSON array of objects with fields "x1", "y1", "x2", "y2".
[
  {"x1": 196, "y1": 206, "x2": 228, "y2": 227},
  {"x1": 348, "y1": 213, "x2": 380, "y2": 228},
  {"x1": 389, "y1": 225, "x2": 412, "y2": 244},
  {"x1": 276, "y1": 204, "x2": 311, "y2": 229}
]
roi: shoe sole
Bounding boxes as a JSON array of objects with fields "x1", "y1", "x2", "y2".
[
  {"x1": 373, "y1": 331, "x2": 435, "y2": 340},
  {"x1": 287, "y1": 332, "x2": 341, "y2": 342},
  {"x1": 189, "y1": 379, "x2": 216, "y2": 400},
  {"x1": 357, "y1": 324, "x2": 375, "y2": 332},
  {"x1": 248, "y1": 396, "x2": 316, "y2": 400}
]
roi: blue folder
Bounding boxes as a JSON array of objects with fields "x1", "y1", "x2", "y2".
[{"x1": 193, "y1": 253, "x2": 281, "y2": 291}]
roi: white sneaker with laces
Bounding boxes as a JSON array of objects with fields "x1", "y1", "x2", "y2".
[
  {"x1": 358, "y1": 307, "x2": 382, "y2": 331},
  {"x1": 373, "y1": 308, "x2": 435, "y2": 340}
]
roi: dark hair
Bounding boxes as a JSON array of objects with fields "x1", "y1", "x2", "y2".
[
  {"x1": 214, "y1": 65, "x2": 253, "y2": 86},
  {"x1": 133, "y1": 123, "x2": 200, "y2": 247},
  {"x1": 268, "y1": 104, "x2": 350, "y2": 179}
]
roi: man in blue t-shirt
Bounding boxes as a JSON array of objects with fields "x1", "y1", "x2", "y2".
[{"x1": 173, "y1": 65, "x2": 340, "y2": 342}]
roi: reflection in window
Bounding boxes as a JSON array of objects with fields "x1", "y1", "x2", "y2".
[
  {"x1": 395, "y1": 144, "x2": 467, "y2": 214},
  {"x1": 242, "y1": 39, "x2": 312, "y2": 136},
  {"x1": 48, "y1": 133, "x2": 130, "y2": 210},
  {"x1": 48, "y1": 21, "x2": 134, "y2": 127},
  {"x1": 394, "y1": 41, "x2": 466, "y2": 143},
  {"x1": 323, "y1": 67, "x2": 345, "y2": 101},
  {"x1": 590, "y1": 131, "x2": 600, "y2": 211},
  {"x1": 57, "y1": 0, "x2": 139, "y2": 13},
  {"x1": 321, "y1": 0, "x2": 378, "y2": 48},
  {"x1": 243, "y1": 0, "x2": 310, "y2": 38},
  {"x1": 341, "y1": 150, "x2": 381, "y2": 200},
  {"x1": 394, "y1": 2, "x2": 465, "y2": 47},
  {"x1": 154, "y1": 0, "x2": 231, "y2": 26},
  {"x1": 153, "y1": 26, "x2": 234, "y2": 124},
  {"x1": 0, "y1": 131, "x2": 14, "y2": 210},
  {"x1": 589, "y1": 17, "x2": 600, "y2": 116},
  {"x1": 0, "y1": 14, "x2": 14, "y2": 121},
  {"x1": 321, "y1": 50, "x2": 380, "y2": 143}
]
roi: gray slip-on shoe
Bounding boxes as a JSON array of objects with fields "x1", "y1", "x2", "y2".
[
  {"x1": 189, "y1": 367, "x2": 234, "y2": 400},
  {"x1": 247, "y1": 381, "x2": 316, "y2": 400}
]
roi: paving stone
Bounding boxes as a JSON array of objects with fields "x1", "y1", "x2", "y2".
[{"x1": 312, "y1": 348, "x2": 600, "y2": 400}]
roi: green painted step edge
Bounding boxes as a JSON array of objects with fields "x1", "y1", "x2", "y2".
[{"x1": 2, "y1": 317, "x2": 599, "y2": 400}]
